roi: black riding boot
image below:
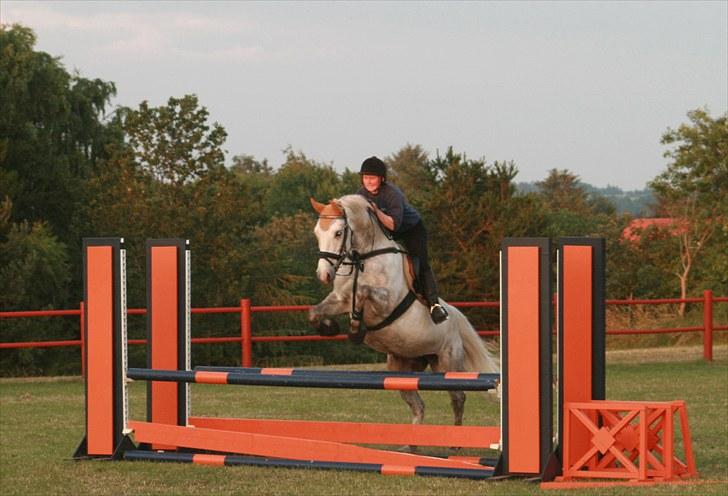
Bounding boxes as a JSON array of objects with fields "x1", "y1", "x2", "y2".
[{"x1": 422, "y1": 266, "x2": 448, "y2": 324}]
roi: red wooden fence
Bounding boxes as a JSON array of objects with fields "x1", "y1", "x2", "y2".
[{"x1": 1, "y1": 291, "x2": 726, "y2": 373}]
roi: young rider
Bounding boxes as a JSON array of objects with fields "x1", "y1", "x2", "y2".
[{"x1": 356, "y1": 156, "x2": 449, "y2": 324}]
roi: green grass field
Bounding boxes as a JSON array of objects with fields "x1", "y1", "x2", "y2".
[{"x1": 1, "y1": 346, "x2": 726, "y2": 495}]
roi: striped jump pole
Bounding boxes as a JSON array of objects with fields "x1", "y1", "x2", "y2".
[
  {"x1": 127, "y1": 367, "x2": 499, "y2": 391},
  {"x1": 196, "y1": 365, "x2": 499, "y2": 379},
  {"x1": 123, "y1": 450, "x2": 496, "y2": 480}
]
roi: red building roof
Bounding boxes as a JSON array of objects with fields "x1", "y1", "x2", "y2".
[{"x1": 622, "y1": 218, "x2": 686, "y2": 242}]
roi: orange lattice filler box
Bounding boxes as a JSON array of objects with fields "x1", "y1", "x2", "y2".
[{"x1": 544, "y1": 400, "x2": 697, "y2": 489}]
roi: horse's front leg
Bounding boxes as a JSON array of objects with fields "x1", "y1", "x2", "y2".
[{"x1": 309, "y1": 291, "x2": 349, "y2": 336}]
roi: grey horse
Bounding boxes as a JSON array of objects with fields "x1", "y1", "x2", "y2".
[{"x1": 309, "y1": 194, "x2": 499, "y2": 431}]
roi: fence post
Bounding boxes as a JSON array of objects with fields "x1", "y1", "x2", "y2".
[
  {"x1": 79, "y1": 301, "x2": 85, "y2": 378},
  {"x1": 703, "y1": 289, "x2": 713, "y2": 362},
  {"x1": 240, "y1": 298, "x2": 252, "y2": 367}
]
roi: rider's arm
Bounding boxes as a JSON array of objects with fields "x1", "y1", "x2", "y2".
[
  {"x1": 371, "y1": 205, "x2": 395, "y2": 231},
  {"x1": 377, "y1": 185, "x2": 404, "y2": 232}
]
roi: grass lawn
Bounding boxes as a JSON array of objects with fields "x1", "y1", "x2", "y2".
[{"x1": 0, "y1": 346, "x2": 726, "y2": 495}]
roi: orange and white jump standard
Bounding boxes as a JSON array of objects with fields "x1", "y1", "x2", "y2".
[{"x1": 73, "y1": 237, "x2": 696, "y2": 485}]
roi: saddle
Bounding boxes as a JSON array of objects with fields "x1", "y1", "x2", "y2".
[{"x1": 403, "y1": 254, "x2": 429, "y2": 307}]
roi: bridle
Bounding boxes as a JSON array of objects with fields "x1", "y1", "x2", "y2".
[
  {"x1": 316, "y1": 210, "x2": 405, "y2": 277},
  {"x1": 316, "y1": 214, "x2": 354, "y2": 276}
]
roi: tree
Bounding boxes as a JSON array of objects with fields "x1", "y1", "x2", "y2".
[
  {"x1": 1, "y1": 24, "x2": 119, "y2": 320},
  {"x1": 535, "y1": 168, "x2": 615, "y2": 239},
  {"x1": 264, "y1": 149, "x2": 344, "y2": 216},
  {"x1": 0, "y1": 201, "x2": 70, "y2": 310},
  {"x1": 0, "y1": 24, "x2": 119, "y2": 246},
  {"x1": 425, "y1": 148, "x2": 544, "y2": 300},
  {"x1": 536, "y1": 169, "x2": 590, "y2": 212},
  {"x1": 385, "y1": 144, "x2": 435, "y2": 209},
  {"x1": 118, "y1": 95, "x2": 226, "y2": 185},
  {"x1": 650, "y1": 108, "x2": 728, "y2": 314},
  {"x1": 230, "y1": 154, "x2": 275, "y2": 226},
  {"x1": 86, "y1": 95, "x2": 235, "y2": 308},
  {"x1": 0, "y1": 199, "x2": 74, "y2": 375}
]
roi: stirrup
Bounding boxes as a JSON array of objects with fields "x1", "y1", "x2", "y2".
[{"x1": 430, "y1": 303, "x2": 448, "y2": 324}]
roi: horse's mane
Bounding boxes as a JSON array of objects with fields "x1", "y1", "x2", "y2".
[
  {"x1": 337, "y1": 194, "x2": 370, "y2": 218},
  {"x1": 336, "y1": 194, "x2": 387, "y2": 245}
]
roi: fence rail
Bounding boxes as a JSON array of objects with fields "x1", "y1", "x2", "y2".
[{"x1": 1, "y1": 291, "x2": 726, "y2": 373}]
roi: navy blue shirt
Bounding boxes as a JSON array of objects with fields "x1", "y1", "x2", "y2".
[{"x1": 357, "y1": 183, "x2": 421, "y2": 234}]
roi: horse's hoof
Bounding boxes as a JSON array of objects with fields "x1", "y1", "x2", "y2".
[
  {"x1": 347, "y1": 328, "x2": 366, "y2": 344},
  {"x1": 347, "y1": 322, "x2": 367, "y2": 344},
  {"x1": 317, "y1": 318, "x2": 340, "y2": 336}
]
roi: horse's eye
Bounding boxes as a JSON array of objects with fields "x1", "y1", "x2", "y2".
[{"x1": 335, "y1": 230, "x2": 343, "y2": 238}]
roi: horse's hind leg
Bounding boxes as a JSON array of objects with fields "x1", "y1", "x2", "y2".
[
  {"x1": 429, "y1": 351, "x2": 466, "y2": 427},
  {"x1": 387, "y1": 354, "x2": 427, "y2": 452},
  {"x1": 388, "y1": 354, "x2": 428, "y2": 424}
]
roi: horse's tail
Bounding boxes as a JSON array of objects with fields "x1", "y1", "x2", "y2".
[{"x1": 451, "y1": 307, "x2": 500, "y2": 374}]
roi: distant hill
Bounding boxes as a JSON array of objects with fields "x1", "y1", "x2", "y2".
[{"x1": 515, "y1": 182, "x2": 655, "y2": 217}]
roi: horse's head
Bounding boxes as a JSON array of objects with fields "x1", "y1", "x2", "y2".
[
  {"x1": 310, "y1": 197, "x2": 348, "y2": 284},
  {"x1": 311, "y1": 195, "x2": 380, "y2": 284}
]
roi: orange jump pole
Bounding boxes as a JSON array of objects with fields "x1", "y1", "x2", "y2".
[{"x1": 188, "y1": 417, "x2": 500, "y2": 449}]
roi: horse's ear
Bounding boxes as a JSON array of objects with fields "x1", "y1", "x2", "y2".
[
  {"x1": 333, "y1": 199, "x2": 345, "y2": 216},
  {"x1": 310, "y1": 197, "x2": 326, "y2": 214}
]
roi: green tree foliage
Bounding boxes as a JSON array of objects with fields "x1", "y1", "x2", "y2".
[
  {"x1": 606, "y1": 219, "x2": 677, "y2": 299},
  {"x1": 650, "y1": 108, "x2": 728, "y2": 312},
  {"x1": 264, "y1": 149, "x2": 344, "y2": 216},
  {"x1": 536, "y1": 168, "x2": 590, "y2": 211},
  {"x1": 385, "y1": 144, "x2": 436, "y2": 209},
  {"x1": 535, "y1": 168, "x2": 616, "y2": 239},
  {"x1": 119, "y1": 96, "x2": 226, "y2": 185},
  {"x1": 86, "y1": 95, "x2": 249, "y2": 308},
  {"x1": 0, "y1": 24, "x2": 119, "y2": 246},
  {"x1": 0, "y1": 205, "x2": 70, "y2": 310},
  {"x1": 230, "y1": 154, "x2": 274, "y2": 225},
  {"x1": 424, "y1": 148, "x2": 544, "y2": 300},
  {"x1": 0, "y1": 199, "x2": 74, "y2": 375}
]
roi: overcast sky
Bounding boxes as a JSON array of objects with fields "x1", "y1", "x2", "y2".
[{"x1": 3, "y1": 1, "x2": 726, "y2": 190}]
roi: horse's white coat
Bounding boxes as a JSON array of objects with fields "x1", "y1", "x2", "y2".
[{"x1": 310, "y1": 194, "x2": 499, "y2": 428}]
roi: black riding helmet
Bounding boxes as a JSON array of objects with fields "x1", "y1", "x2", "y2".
[{"x1": 359, "y1": 156, "x2": 387, "y2": 181}]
